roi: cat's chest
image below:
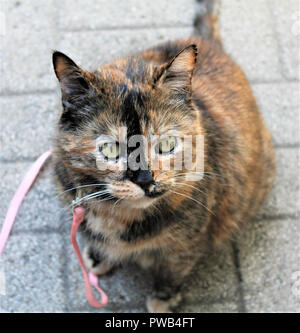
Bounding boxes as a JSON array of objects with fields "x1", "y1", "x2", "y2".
[
  {"x1": 84, "y1": 207, "x2": 170, "y2": 259},
  {"x1": 86, "y1": 210, "x2": 125, "y2": 239}
]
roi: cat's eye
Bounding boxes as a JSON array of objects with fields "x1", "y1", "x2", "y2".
[
  {"x1": 100, "y1": 142, "x2": 120, "y2": 159},
  {"x1": 157, "y1": 136, "x2": 177, "y2": 154}
]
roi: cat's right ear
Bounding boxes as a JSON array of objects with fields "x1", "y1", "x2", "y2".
[
  {"x1": 153, "y1": 45, "x2": 197, "y2": 97},
  {"x1": 52, "y1": 51, "x2": 93, "y2": 107}
]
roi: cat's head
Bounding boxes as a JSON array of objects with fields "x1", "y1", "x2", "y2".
[{"x1": 53, "y1": 45, "x2": 204, "y2": 210}]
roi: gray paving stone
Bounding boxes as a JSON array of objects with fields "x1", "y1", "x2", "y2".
[
  {"x1": 180, "y1": 301, "x2": 239, "y2": 313},
  {"x1": 219, "y1": 0, "x2": 282, "y2": 82},
  {"x1": 269, "y1": 0, "x2": 300, "y2": 80},
  {"x1": 0, "y1": 161, "x2": 69, "y2": 232},
  {"x1": 0, "y1": 233, "x2": 65, "y2": 312},
  {"x1": 1, "y1": 30, "x2": 57, "y2": 93},
  {"x1": 58, "y1": 27, "x2": 194, "y2": 70},
  {"x1": 0, "y1": 37, "x2": 4, "y2": 93},
  {"x1": 58, "y1": 0, "x2": 196, "y2": 30},
  {"x1": 258, "y1": 148, "x2": 300, "y2": 217},
  {"x1": 1, "y1": 0, "x2": 57, "y2": 93},
  {"x1": 252, "y1": 82, "x2": 300, "y2": 145},
  {"x1": 4, "y1": 0, "x2": 57, "y2": 31},
  {"x1": 237, "y1": 217, "x2": 300, "y2": 312},
  {"x1": 0, "y1": 93, "x2": 60, "y2": 160},
  {"x1": 0, "y1": 0, "x2": 4, "y2": 91},
  {"x1": 181, "y1": 244, "x2": 239, "y2": 305}
]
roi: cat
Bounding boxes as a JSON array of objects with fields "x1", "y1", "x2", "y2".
[{"x1": 52, "y1": 35, "x2": 275, "y2": 312}]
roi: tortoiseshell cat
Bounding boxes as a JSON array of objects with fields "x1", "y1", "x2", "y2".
[{"x1": 52, "y1": 34, "x2": 275, "y2": 311}]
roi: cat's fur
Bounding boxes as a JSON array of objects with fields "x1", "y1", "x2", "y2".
[{"x1": 52, "y1": 36, "x2": 275, "y2": 312}]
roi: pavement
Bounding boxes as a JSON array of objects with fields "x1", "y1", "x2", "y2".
[{"x1": 0, "y1": 0, "x2": 299, "y2": 313}]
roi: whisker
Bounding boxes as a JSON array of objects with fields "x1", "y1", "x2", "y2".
[
  {"x1": 172, "y1": 172, "x2": 231, "y2": 186},
  {"x1": 169, "y1": 190, "x2": 215, "y2": 215},
  {"x1": 63, "y1": 190, "x2": 111, "y2": 211},
  {"x1": 75, "y1": 194, "x2": 115, "y2": 208},
  {"x1": 112, "y1": 196, "x2": 124, "y2": 210},
  {"x1": 173, "y1": 181, "x2": 206, "y2": 196},
  {"x1": 74, "y1": 190, "x2": 111, "y2": 205},
  {"x1": 59, "y1": 183, "x2": 108, "y2": 196}
]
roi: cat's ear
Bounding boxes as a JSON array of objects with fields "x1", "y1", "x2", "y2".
[
  {"x1": 154, "y1": 44, "x2": 197, "y2": 95},
  {"x1": 52, "y1": 51, "x2": 94, "y2": 108}
]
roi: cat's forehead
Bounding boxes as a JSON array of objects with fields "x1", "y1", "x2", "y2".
[
  {"x1": 95, "y1": 86, "x2": 188, "y2": 138},
  {"x1": 91, "y1": 58, "x2": 194, "y2": 138},
  {"x1": 93, "y1": 99, "x2": 191, "y2": 145},
  {"x1": 98, "y1": 56, "x2": 151, "y2": 84},
  {"x1": 96, "y1": 86, "x2": 156, "y2": 137}
]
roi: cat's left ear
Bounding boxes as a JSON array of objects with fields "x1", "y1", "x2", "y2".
[
  {"x1": 154, "y1": 44, "x2": 197, "y2": 95},
  {"x1": 52, "y1": 51, "x2": 95, "y2": 108}
]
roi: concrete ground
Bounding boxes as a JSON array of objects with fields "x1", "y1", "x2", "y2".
[{"x1": 0, "y1": 0, "x2": 299, "y2": 313}]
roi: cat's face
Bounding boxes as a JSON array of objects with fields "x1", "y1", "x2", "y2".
[{"x1": 53, "y1": 45, "x2": 204, "y2": 209}]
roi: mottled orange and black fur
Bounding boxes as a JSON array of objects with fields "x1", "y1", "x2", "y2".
[{"x1": 52, "y1": 32, "x2": 275, "y2": 312}]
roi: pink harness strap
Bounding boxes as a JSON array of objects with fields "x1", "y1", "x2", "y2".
[
  {"x1": 0, "y1": 150, "x2": 52, "y2": 255},
  {"x1": 71, "y1": 206, "x2": 108, "y2": 307},
  {"x1": 0, "y1": 151, "x2": 108, "y2": 308}
]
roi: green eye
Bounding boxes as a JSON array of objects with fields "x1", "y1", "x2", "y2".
[
  {"x1": 100, "y1": 142, "x2": 120, "y2": 159},
  {"x1": 158, "y1": 136, "x2": 176, "y2": 154}
]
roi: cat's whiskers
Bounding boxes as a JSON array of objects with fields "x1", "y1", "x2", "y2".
[
  {"x1": 59, "y1": 183, "x2": 108, "y2": 196},
  {"x1": 74, "y1": 189, "x2": 111, "y2": 205},
  {"x1": 63, "y1": 189, "x2": 112, "y2": 211},
  {"x1": 111, "y1": 196, "x2": 125, "y2": 211},
  {"x1": 172, "y1": 181, "x2": 206, "y2": 196},
  {"x1": 78, "y1": 194, "x2": 115, "y2": 208},
  {"x1": 83, "y1": 195, "x2": 116, "y2": 208},
  {"x1": 169, "y1": 189, "x2": 215, "y2": 215},
  {"x1": 172, "y1": 172, "x2": 231, "y2": 186}
]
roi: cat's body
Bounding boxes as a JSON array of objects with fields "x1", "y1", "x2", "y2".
[{"x1": 52, "y1": 37, "x2": 275, "y2": 312}]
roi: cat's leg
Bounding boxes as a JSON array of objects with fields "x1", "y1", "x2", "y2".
[
  {"x1": 83, "y1": 244, "x2": 115, "y2": 276},
  {"x1": 147, "y1": 254, "x2": 198, "y2": 313}
]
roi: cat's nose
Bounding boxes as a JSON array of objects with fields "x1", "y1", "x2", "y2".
[{"x1": 135, "y1": 170, "x2": 154, "y2": 189}]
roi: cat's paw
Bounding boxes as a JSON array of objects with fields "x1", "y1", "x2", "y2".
[
  {"x1": 83, "y1": 246, "x2": 115, "y2": 276},
  {"x1": 146, "y1": 293, "x2": 182, "y2": 313},
  {"x1": 146, "y1": 297, "x2": 172, "y2": 313}
]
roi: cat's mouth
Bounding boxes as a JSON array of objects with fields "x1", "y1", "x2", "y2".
[
  {"x1": 144, "y1": 188, "x2": 166, "y2": 198},
  {"x1": 104, "y1": 180, "x2": 166, "y2": 208}
]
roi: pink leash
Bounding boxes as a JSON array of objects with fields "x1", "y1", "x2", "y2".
[
  {"x1": 71, "y1": 206, "x2": 108, "y2": 307},
  {"x1": 0, "y1": 151, "x2": 108, "y2": 308}
]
